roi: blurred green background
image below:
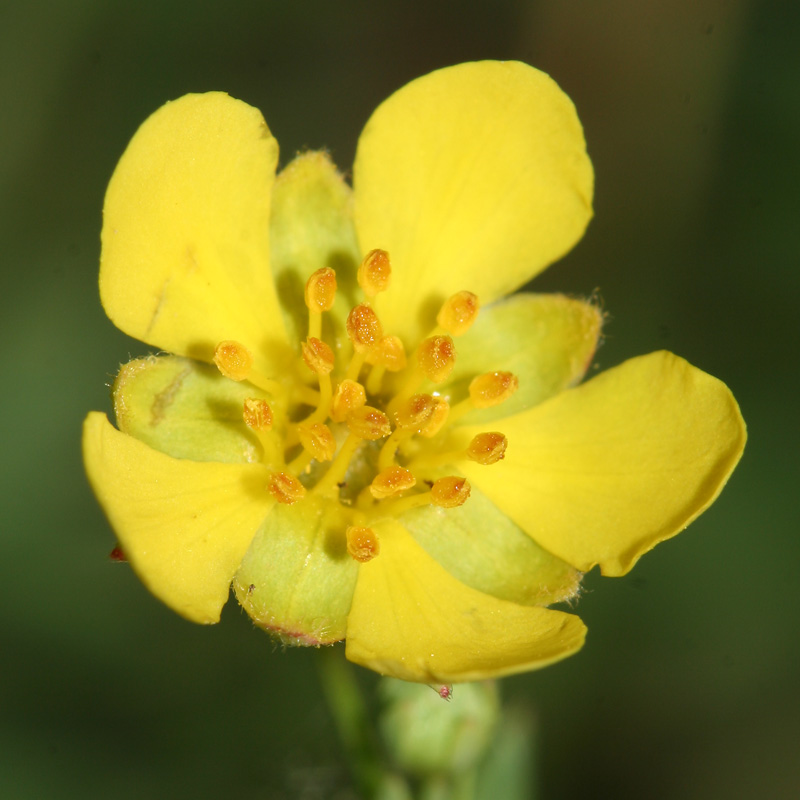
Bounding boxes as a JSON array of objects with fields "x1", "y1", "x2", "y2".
[{"x1": 2, "y1": 1, "x2": 797, "y2": 797}]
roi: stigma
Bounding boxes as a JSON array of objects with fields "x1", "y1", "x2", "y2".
[{"x1": 213, "y1": 251, "x2": 518, "y2": 563}]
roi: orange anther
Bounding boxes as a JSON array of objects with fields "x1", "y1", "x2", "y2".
[
  {"x1": 243, "y1": 398, "x2": 273, "y2": 431},
  {"x1": 357, "y1": 249, "x2": 392, "y2": 297},
  {"x1": 437, "y1": 291, "x2": 480, "y2": 336},
  {"x1": 469, "y1": 371, "x2": 519, "y2": 409},
  {"x1": 331, "y1": 379, "x2": 366, "y2": 423},
  {"x1": 305, "y1": 267, "x2": 337, "y2": 312},
  {"x1": 301, "y1": 337, "x2": 335, "y2": 375},
  {"x1": 418, "y1": 397, "x2": 450, "y2": 437},
  {"x1": 346, "y1": 304, "x2": 383, "y2": 353},
  {"x1": 370, "y1": 465, "x2": 416, "y2": 499},
  {"x1": 431, "y1": 476, "x2": 471, "y2": 508},
  {"x1": 394, "y1": 394, "x2": 437, "y2": 432},
  {"x1": 213, "y1": 340, "x2": 253, "y2": 381},
  {"x1": 347, "y1": 406, "x2": 392, "y2": 441},
  {"x1": 466, "y1": 432, "x2": 508, "y2": 464},
  {"x1": 268, "y1": 472, "x2": 307, "y2": 505},
  {"x1": 417, "y1": 335, "x2": 456, "y2": 383},
  {"x1": 346, "y1": 526, "x2": 380, "y2": 563},
  {"x1": 365, "y1": 335, "x2": 407, "y2": 372},
  {"x1": 297, "y1": 422, "x2": 337, "y2": 462}
]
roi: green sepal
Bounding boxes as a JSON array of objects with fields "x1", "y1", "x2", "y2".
[
  {"x1": 232, "y1": 495, "x2": 358, "y2": 646},
  {"x1": 113, "y1": 355, "x2": 267, "y2": 463},
  {"x1": 270, "y1": 151, "x2": 362, "y2": 349},
  {"x1": 445, "y1": 293, "x2": 602, "y2": 424},
  {"x1": 399, "y1": 483, "x2": 581, "y2": 607}
]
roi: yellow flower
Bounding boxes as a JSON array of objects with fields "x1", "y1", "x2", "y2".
[{"x1": 83, "y1": 61, "x2": 746, "y2": 684}]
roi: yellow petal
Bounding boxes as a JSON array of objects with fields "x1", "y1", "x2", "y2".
[
  {"x1": 100, "y1": 93, "x2": 291, "y2": 374},
  {"x1": 345, "y1": 520, "x2": 586, "y2": 683},
  {"x1": 458, "y1": 351, "x2": 747, "y2": 576},
  {"x1": 354, "y1": 61, "x2": 593, "y2": 345},
  {"x1": 83, "y1": 412, "x2": 273, "y2": 623}
]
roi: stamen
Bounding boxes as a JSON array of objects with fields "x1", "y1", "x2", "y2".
[
  {"x1": 300, "y1": 337, "x2": 334, "y2": 422},
  {"x1": 297, "y1": 422, "x2": 337, "y2": 462},
  {"x1": 214, "y1": 340, "x2": 284, "y2": 396},
  {"x1": 466, "y1": 432, "x2": 508, "y2": 464},
  {"x1": 345, "y1": 304, "x2": 383, "y2": 381},
  {"x1": 269, "y1": 472, "x2": 307, "y2": 505},
  {"x1": 243, "y1": 398, "x2": 273, "y2": 431},
  {"x1": 346, "y1": 304, "x2": 383, "y2": 353},
  {"x1": 347, "y1": 406, "x2": 392, "y2": 441},
  {"x1": 305, "y1": 267, "x2": 337, "y2": 340},
  {"x1": 379, "y1": 394, "x2": 437, "y2": 469},
  {"x1": 301, "y1": 337, "x2": 334, "y2": 375},
  {"x1": 346, "y1": 526, "x2": 380, "y2": 562},
  {"x1": 417, "y1": 335, "x2": 456, "y2": 383},
  {"x1": 437, "y1": 291, "x2": 480, "y2": 336},
  {"x1": 331, "y1": 379, "x2": 367, "y2": 423},
  {"x1": 213, "y1": 340, "x2": 253, "y2": 381},
  {"x1": 357, "y1": 249, "x2": 392, "y2": 298},
  {"x1": 365, "y1": 335, "x2": 407, "y2": 395},
  {"x1": 370, "y1": 465, "x2": 416, "y2": 499},
  {"x1": 376, "y1": 476, "x2": 471, "y2": 515},
  {"x1": 417, "y1": 397, "x2": 450, "y2": 437},
  {"x1": 431, "y1": 476, "x2": 471, "y2": 508},
  {"x1": 469, "y1": 371, "x2": 519, "y2": 408}
]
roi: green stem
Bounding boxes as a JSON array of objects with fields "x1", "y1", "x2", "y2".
[{"x1": 316, "y1": 646, "x2": 386, "y2": 798}]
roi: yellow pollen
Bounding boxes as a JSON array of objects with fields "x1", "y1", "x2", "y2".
[
  {"x1": 302, "y1": 337, "x2": 334, "y2": 375},
  {"x1": 297, "y1": 422, "x2": 337, "y2": 462},
  {"x1": 304, "y1": 267, "x2": 337, "y2": 313},
  {"x1": 347, "y1": 406, "x2": 392, "y2": 441},
  {"x1": 269, "y1": 471, "x2": 307, "y2": 505},
  {"x1": 437, "y1": 291, "x2": 480, "y2": 336},
  {"x1": 346, "y1": 304, "x2": 383, "y2": 353},
  {"x1": 469, "y1": 371, "x2": 519, "y2": 409},
  {"x1": 331, "y1": 379, "x2": 367, "y2": 423},
  {"x1": 243, "y1": 398, "x2": 273, "y2": 431},
  {"x1": 357, "y1": 249, "x2": 392, "y2": 297},
  {"x1": 213, "y1": 340, "x2": 253, "y2": 381},
  {"x1": 431, "y1": 476, "x2": 471, "y2": 508},
  {"x1": 370, "y1": 465, "x2": 416, "y2": 499},
  {"x1": 346, "y1": 526, "x2": 380, "y2": 563},
  {"x1": 417, "y1": 335, "x2": 456, "y2": 383},
  {"x1": 466, "y1": 432, "x2": 508, "y2": 464}
]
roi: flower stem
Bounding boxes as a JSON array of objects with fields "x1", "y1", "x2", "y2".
[{"x1": 316, "y1": 646, "x2": 391, "y2": 799}]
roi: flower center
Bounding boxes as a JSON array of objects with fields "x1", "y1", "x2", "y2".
[{"x1": 212, "y1": 250, "x2": 518, "y2": 562}]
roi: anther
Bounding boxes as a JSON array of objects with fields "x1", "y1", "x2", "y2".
[
  {"x1": 346, "y1": 526, "x2": 380, "y2": 563},
  {"x1": 370, "y1": 465, "x2": 416, "y2": 499},
  {"x1": 269, "y1": 472, "x2": 307, "y2": 505},
  {"x1": 297, "y1": 422, "x2": 337, "y2": 462},
  {"x1": 417, "y1": 397, "x2": 450, "y2": 437},
  {"x1": 431, "y1": 476, "x2": 471, "y2": 508},
  {"x1": 365, "y1": 335, "x2": 407, "y2": 372},
  {"x1": 214, "y1": 340, "x2": 253, "y2": 381},
  {"x1": 394, "y1": 394, "x2": 438, "y2": 432},
  {"x1": 347, "y1": 406, "x2": 392, "y2": 441},
  {"x1": 469, "y1": 371, "x2": 519, "y2": 409},
  {"x1": 346, "y1": 304, "x2": 383, "y2": 353},
  {"x1": 417, "y1": 335, "x2": 456, "y2": 383},
  {"x1": 243, "y1": 398, "x2": 273, "y2": 431},
  {"x1": 302, "y1": 337, "x2": 334, "y2": 375},
  {"x1": 437, "y1": 291, "x2": 480, "y2": 336},
  {"x1": 331, "y1": 379, "x2": 367, "y2": 423},
  {"x1": 466, "y1": 432, "x2": 508, "y2": 464},
  {"x1": 304, "y1": 267, "x2": 337, "y2": 313},
  {"x1": 357, "y1": 249, "x2": 392, "y2": 297}
]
